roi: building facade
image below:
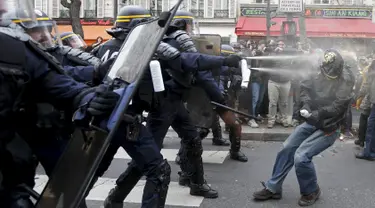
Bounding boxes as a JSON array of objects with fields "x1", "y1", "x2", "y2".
[{"x1": 34, "y1": 0, "x2": 238, "y2": 43}]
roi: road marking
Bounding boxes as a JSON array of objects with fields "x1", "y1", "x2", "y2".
[
  {"x1": 34, "y1": 175, "x2": 204, "y2": 207},
  {"x1": 114, "y1": 148, "x2": 229, "y2": 164}
]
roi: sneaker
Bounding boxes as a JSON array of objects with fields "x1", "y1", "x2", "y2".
[
  {"x1": 253, "y1": 181, "x2": 282, "y2": 200},
  {"x1": 248, "y1": 119, "x2": 259, "y2": 128},
  {"x1": 298, "y1": 186, "x2": 321, "y2": 206},
  {"x1": 267, "y1": 122, "x2": 274, "y2": 128}
]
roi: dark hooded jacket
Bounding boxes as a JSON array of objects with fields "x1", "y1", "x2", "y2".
[{"x1": 300, "y1": 65, "x2": 355, "y2": 132}]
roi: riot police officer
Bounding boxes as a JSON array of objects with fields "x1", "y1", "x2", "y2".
[
  {"x1": 60, "y1": 31, "x2": 87, "y2": 49},
  {"x1": 100, "y1": 8, "x2": 244, "y2": 207},
  {"x1": 0, "y1": 2, "x2": 118, "y2": 207},
  {"x1": 2, "y1": 6, "x2": 174, "y2": 208},
  {"x1": 168, "y1": 13, "x2": 248, "y2": 162},
  {"x1": 17, "y1": 10, "x2": 101, "y2": 69},
  {"x1": 93, "y1": 5, "x2": 151, "y2": 62}
]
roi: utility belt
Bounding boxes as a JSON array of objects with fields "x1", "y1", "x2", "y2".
[{"x1": 122, "y1": 110, "x2": 146, "y2": 142}]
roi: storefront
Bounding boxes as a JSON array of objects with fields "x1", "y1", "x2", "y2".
[
  {"x1": 236, "y1": 5, "x2": 375, "y2": 53},
  {"x1": 56, "y1": 18, "x2": 114, "y2": 45}
]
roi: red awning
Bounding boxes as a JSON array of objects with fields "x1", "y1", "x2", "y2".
[{"x1": 235, "y1": 16, "x2": 375, "y2": 38}]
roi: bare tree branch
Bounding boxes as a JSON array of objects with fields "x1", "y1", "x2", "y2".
[{"x1": 61, "y1": 0, "x2": 71, "y2": 8}]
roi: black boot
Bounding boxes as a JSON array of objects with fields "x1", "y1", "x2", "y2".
[
  {"x1": 190, "y1": 182, "x2": 218, "y2": 198},
  {"x1": 229, "y1": 136, "x2": 248, "y2": 162},
  {"x1": 178, "y1": 171, "x2": 218, "y2": 198},
  {"x1": 178, "y1": 171, "x2": 190, "y2": 186},
  {"x1": 179, "y1": 138, "x2": 219, "y2": 198},
  {"x1": 104, "y1": 162, "x2": 143, "y2": 208},
  {"x1": 211, "y1": 119, "x2": 229, "y2": 146},
  {"x1": 141, "y1": 160, "x2": 171, "y2": 207}
]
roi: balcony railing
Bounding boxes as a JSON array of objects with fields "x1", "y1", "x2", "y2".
[
  {"x1": 214, "y1": 10, "x2": 229, "y2": 18},
  {"x1": 60, "y1": 10, "x2": 70, "y2": 18},
  {"x1": 84, "y1": 10, "x2": 96, "y2": 18},
  {"x1": 190, "y1": 9, "x2": 204, "y2": 17}
]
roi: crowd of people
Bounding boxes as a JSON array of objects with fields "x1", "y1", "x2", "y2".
[{"x1": 2, "y1": 0, "x2": 375, "y2": 207}]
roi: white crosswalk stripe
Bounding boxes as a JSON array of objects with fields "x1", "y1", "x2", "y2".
[
  {"x1": 114, "y1": 148, "x2": 229, "y2": 164},
  {"x1": 34, "y1": 136, "x2": 230, "y2": 207}
]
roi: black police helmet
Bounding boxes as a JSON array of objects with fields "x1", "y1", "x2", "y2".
[
  {"x1": 171, "y1": 10, "x2": 194, "y2": 31},
  {"x1": 221, "y1": 44, "x2": 235, "y2": 57},
  {"x1": 115, "y1": 6, "x2": 151, "y2": 30}
]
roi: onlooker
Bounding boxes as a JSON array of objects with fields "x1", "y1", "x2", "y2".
[
  {"x1": 266, "y1": 40, "x2": 291, "y2": 128},
  {"x1": 248, "y1": 40, "x2": 266, "y2": 128}
]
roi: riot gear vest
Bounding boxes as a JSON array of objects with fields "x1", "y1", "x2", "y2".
[
  {"x1": 162, "y1": 37, "x2": 194, "y2": 88},
  {"x1": 95, "y1": 38, "x2": 123, "y2": 62},
  {"x1": 0, "y1": 31, "x2": 28, "y2": 139},
  {"x1": 50, "y1": 45, "x2": 101, "y2": 67}
]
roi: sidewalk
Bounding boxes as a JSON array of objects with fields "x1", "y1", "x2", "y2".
[{"x1": 165, "y1": 122, "x2": 360, "y2": 142}]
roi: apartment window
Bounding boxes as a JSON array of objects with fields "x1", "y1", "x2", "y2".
[
  {"x1": 341, "y1": 0, "x2": 354, "y2": 4},
  {"x1": 313, "y1": 0, "x2": 330, "y2": 4},
  {"x1": 84, "y1": 0, "x2": 97, "y2": 18},
  {"x1": 214, "y1": 0, "x2": 228, "y2": 9}
]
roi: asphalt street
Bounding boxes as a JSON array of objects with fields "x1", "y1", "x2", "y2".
[
  {"x1": 34, "y1": 108, "x2": 366, "y2": 208},
  {"x1": 83, "y1": 135, "x2": 375, "y2": 208}
]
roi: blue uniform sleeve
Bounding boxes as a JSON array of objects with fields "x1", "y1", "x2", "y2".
[
  {"x1": 166, "y1": 53, "x2": 225, "y2": 73},
  {"x1": 26, "y1": 48, "x2": 91, "y2": 109},
  {"x1": 63, "y1": 65, "x2": 94, "y2": 83},
  {"x1": 195, "y1": 71, "x2": 225, "y2": 103}
]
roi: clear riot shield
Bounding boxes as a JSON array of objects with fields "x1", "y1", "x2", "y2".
[
  {"x1": 192, "y1": 34, "x2": 221, "y2": 56},
  {"x1": 35, "y1": 1, "x2": 183, "y2": 207},
  {"x1": 186, "y1": 34, "x2": 222, "y2": 129}
]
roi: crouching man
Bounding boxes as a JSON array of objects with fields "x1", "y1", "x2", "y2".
[{"x1": 252, "y1": 49, "x2": 354, "y2": 206}]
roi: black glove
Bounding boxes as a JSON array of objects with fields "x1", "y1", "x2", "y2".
[
  {"x1": 87, "y1": 85, "x2": 120, "y2": 117},
  {"x1": 223, "y1": 55, "x2": 242, "y2": 68},
  {"x1": 93, "y1": 57, "x2": 116, "y2": 85}
]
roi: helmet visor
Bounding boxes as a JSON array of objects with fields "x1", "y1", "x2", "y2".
[
  {"x1": 26, "y1": 20, "x2": 62, "y2": 48},
  {"x1": 2, "y1": 1, "x2": 36, "y2": 27},
  {"x1": 61, "y1": 33, "x2": 87, "y2": 49}
]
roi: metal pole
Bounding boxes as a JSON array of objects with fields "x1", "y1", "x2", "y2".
[
  {"x1": 286, "y1": 13, "x2": 293, "y2": 46},
  {"x1": 298, "y1": 12, "x2": 307, "y2": 45},
  {"x1": 114, "y1": 0, "x2": 118, "y2": 18},
  {"x1": 266, "y1": 0, "x2": 271, "y2": 43}
]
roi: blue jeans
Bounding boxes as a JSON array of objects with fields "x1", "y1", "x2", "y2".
[
  {"x1": 363, "y1": 105, "x2": 375, "y2": 157},
  {"x1": 265, "y1": 123, "x2": 339, "y2": 195},
  {"x1": 250, "y1": 82, "x2": 260, "y2": 116}
]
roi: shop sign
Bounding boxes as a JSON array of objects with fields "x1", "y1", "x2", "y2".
[
  {"x1": 56, "y1": 18, "x2": 114, "y2": 25},
  {"x1": 279, "y1": 0, "x2": 303, "y2": 13},
  {"x1": 240, "y1": 7, "x2": 268, "y2": 16},
  {"x1": 241, "y1": 6, "x2": 372, "y2": 18},
  {"x1": 305, "y1": 8, "x2": 372, "y2": 18}
]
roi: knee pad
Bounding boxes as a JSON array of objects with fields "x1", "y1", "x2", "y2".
[
  {"x1": 116, "y1": 161, "x2": 142, "y2": 186},
  {"x1": 150, "y1": 159, "x2": 171, "y2": 186},
  {"x1": 183, "y1": 137, "x2": 203, "y2": 157},
  {"x1": 228, "y1": 118, "x2": 241, "y2": 130}
]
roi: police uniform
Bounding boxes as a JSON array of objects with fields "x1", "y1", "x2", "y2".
[{"x1": 5, "y1": 8, "x2": 173, "y2": 208}]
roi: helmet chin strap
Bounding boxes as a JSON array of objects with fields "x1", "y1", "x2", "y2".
[{"x1": 321, "y1": 66, "x2": 338, "y2": 80}]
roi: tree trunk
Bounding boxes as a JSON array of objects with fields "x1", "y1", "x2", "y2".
[
  {"x1": 61, "y1": 0, "x2": 84, "y2": 39},
  {"x1": 70, "y1": 0, "x2": 84, "y2": 38}
]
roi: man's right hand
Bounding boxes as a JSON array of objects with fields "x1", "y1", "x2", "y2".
[
  {"x1": 223, "y1": 55, "x2": 242, "y2": 68},
  {"x1": 88, "y1": 85, "x2": 120, "y2": 117}
]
